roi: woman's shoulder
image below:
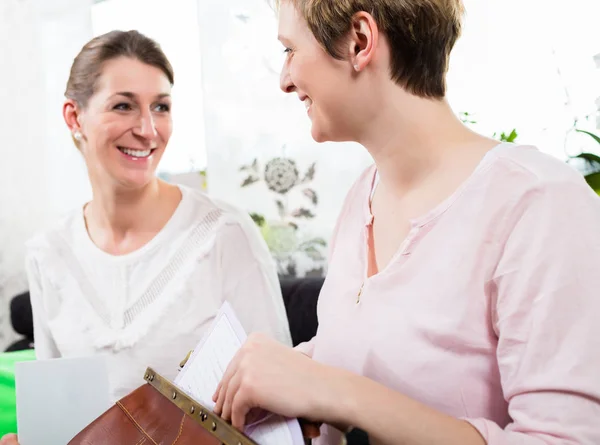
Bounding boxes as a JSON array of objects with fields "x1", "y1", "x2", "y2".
[
  {"x1": 179, "y1": 185, "x2": 259, "y2": 230},
  {"x1": 348, "y1": 164, "x2": 378, "y2": 196},
  {"x1": 335, "y1": 163, "x2": 377, "y2": 219},
  {"x1": 177, "y1": 185, "x2": 273, "y2": 263},
  {"x1": 491, "y1": 143, "x2": 591, "y2": 193},
  {"x1": 26, "y1": 208, "x2": 82, "y2": 254},
  {"x1": 486, "y1": 143, "x2": 600, "y2": 235}
]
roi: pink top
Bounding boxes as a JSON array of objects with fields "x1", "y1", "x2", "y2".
[{"x1": 300, "y1": 143, "x2": 600, "y2": 445}]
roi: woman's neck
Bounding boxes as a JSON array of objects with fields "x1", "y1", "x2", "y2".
[
  {"x1": 358, "y1": 91, "x2": 498, "y2": 198},
  {"x1": 84, "y1": 179, "x2": 181, "y2": 253}
]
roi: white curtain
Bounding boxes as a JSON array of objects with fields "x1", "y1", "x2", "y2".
[{"x1": 0, "y1": 0, "x2": 93, "y2": 350}]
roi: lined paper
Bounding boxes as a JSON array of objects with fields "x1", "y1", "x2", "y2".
[{"x1": 174, "y1": 301, "x2": 304, "y2": 445}]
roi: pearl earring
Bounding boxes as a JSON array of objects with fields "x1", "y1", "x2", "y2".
[
  {"x1": 354, "y1": 64, "x2": 360, "y2": 71},
  {"x1": 74, "y1": 131, "x2": 82, "y2": 141}
]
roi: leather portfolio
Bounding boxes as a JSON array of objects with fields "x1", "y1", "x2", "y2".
[{"x1": 68, "y1": 367, "x2": 259, "y2": 445}]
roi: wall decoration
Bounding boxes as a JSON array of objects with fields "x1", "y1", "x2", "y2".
[{"x1": 240, "y1": 152, "x2": 327, "y2": 278}]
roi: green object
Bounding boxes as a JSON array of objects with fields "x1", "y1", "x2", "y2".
[
  {"x1": 571, "y1": 130, "x2": 600, "y2": 196},
  {"x1": 0, "y1": 350, "x2": 36, "y2": 437}
]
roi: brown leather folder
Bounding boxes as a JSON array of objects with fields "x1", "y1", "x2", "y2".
[{"x1": 68, "y1": 367, "x2": 259, "y2": 445}]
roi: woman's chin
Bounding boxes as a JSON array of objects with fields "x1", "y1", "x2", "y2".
[
  {"x1": 113, "y1": 170, "x2": 157, "y2": 190},
  {"x1": 310, "y1": 122, "x2": 330, "y2": 143}
]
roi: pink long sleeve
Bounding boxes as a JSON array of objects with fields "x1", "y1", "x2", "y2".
[
  {"x1": 465, "y1": 179, "x2": 600, "y2": 444},
  {"x1": 309, "y1": 144, "x2": 600, "y2": 445}
]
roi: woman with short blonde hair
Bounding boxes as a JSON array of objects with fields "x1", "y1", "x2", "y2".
[{"x1": 214, "y1": 1, "x2": 600, "y2": 444}]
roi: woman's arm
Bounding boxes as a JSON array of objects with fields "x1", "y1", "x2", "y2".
[
  {"x1": 294, "y1": 337, "x2": 315, "y2": 357},
  {"x1": 213, "y1": 333, "x2": 485, "y2": 444},
  {"x1": 463, "y1": 179, "x2": 600, "y2": 445},
  {"x1": 213, "y1": 179, "x2": 600, "y2": 444}
]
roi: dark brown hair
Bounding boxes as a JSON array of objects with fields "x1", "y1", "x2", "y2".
[
  {"x1": 277, "y1": 0, "x2": 463, "y2": 98},
  {"x1": 65, "y1": 30, "x2": 174, "y2": 108}
]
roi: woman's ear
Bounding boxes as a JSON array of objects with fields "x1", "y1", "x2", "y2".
[
  {"x1": 63, "y1": 99, "x2": 82, "y2": 137},
  {"x1": 346, "y1": 11, "x2": 379, "y2": 72}
]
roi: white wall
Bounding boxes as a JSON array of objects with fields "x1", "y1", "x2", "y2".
[
  {"x1": 449, "y1": 0, "x2": 600, "y2": 158},
  {"x1": 0, "y1": 0, "x2": 93, "y2": 350},
  {"x1": 91, "y1": 0, "x2": 207, "y2": 175}
]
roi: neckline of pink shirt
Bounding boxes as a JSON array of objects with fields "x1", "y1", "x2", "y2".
[{"x1": 364, "y1": 142, "x2": 508, "y2": 230}]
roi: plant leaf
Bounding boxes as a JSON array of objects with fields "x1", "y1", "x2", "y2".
[
  {"x1": 584, "y1": 172, "x2": 600, "y2": 193},
  {"x1": 291, "y1": 208, "x2": 315, "y2": 218},
  {"x1": 458, "y1": 111, "x2": 477, "y2": 125},
  {"x1": 249, "y1": 212, "x2": 266, "y2": 227},
  {"x1": 275, "y1": 199, "x2": 286, "y2": 218},
  {"x1": 506, "y1": 129, "x2": 518, "y2": 142},
  {"x1": 299, "y1": 237, "x2": 327, "y2": 249},
  {"x1": 303, "y1": 245, "x2": 324, "y2": 261},
  {"x1": 576, "y1": 129, "x2": 600, "y2": 145},
  {"x1": 302, "y1": 188, "x2": 318, "y2": 205},
  {"x1": 302, "y1": 162, "x2": 316, "y2": 183},
  {"x1": 241, "y1": 175, "x2": 259, "y2": 187},
  {"x1": 497, "y1": 129, "x2": 518, "y2": 143},
  {"x1": 574, "y1": 152, "x2": 600, "y2": 164}
]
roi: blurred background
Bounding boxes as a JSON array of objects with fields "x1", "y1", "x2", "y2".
[{"x1": 0, "y1": 0, "x2": 599, "y2": 350}]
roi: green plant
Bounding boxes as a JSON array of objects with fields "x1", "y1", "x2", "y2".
[
  {"x1": 458, "y1": 111, "x2": 477, "y2": 125},
  {"x1": 249, "y1": 212, "x2": 266, "y2": 227},
  {"x1": 570, "y1": 129, "x2": 600, "y2": 194},
  {"x1": 494, "y1": 129, "x2": 518, "y2": 143},
  {"x1": 458, "y1": 111, "x2": 518, "y2": 143}
]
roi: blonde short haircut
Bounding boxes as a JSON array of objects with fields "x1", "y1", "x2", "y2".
[{"x1": 277, "y1": 0, "x2": 464, "y2": 98}]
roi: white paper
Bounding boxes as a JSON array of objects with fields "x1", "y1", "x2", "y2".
[
  {"x1": 175, "y1": 301, "x2": 304, "y2": 445},
  {"x1": 15, "y1": 355, "x2": 111, "y2": 445}
]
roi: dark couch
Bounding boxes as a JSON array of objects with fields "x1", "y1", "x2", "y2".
[{"x1": 5, "y1": 291, "x2": 34, "y2": 352}]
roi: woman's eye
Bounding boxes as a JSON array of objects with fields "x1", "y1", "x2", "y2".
[
  {"x1": 113, "y1": 103, "x2": 132, "y2": 111},
  {"x1": 154, "y1": 103, "x2": 171, "y2": 112},
  {"x1": 283, "y1": 47, "x2": 292, "y2": 54}
]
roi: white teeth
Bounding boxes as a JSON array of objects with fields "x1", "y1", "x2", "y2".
[
  {"x1": 305, "y1": 98, "x2": 312, "y2": 109},
  {"x1": 118, "y1": 147, "x2": 152, "y2": 158}
]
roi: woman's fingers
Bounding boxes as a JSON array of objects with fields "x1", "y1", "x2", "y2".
[
  {"x1": 214, "y1": 350, "x2": 243, "y2": 415},
  {"x1": 0, "y1": 434, "x2": 19, "y2": 445},
  {"x1": 221, "y1": 371, "x2": 242, "y2": 422},
  {"x1": 212, "y1": 381, "x2": 222, "y2": 403},
  {"x1": 213, "y1": 333, "x2": 323, "y2": 430},
  {"x1": 231, "y1": 388, "x2": 252, "y2": 431},
  {"x1": 213, "y1": 379, "x2": 226, "y2": 415}
]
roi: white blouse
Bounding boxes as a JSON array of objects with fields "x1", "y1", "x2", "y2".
[{"x1": 25, "y1": 185, "x2": 292, "y2": 401}]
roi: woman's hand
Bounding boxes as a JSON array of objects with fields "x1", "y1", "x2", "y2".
[
  {"x1": 0, "y1": 433, "x2": 19, "y2": 445},
  {"x1": 212, "y1": 333, "x2": 341, "y2": 430}
]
